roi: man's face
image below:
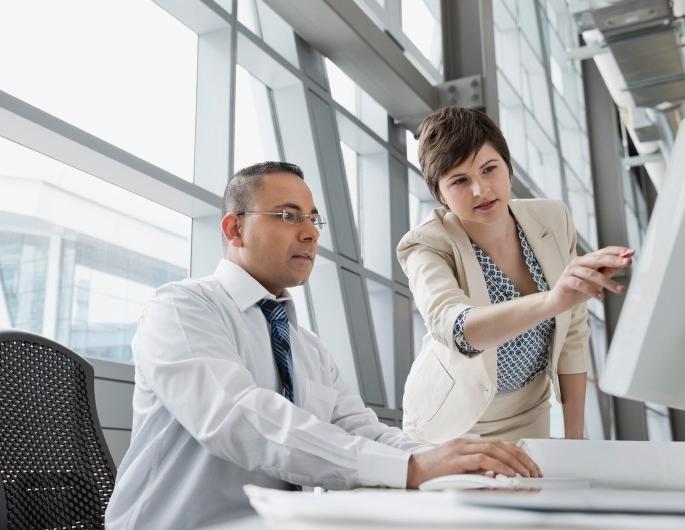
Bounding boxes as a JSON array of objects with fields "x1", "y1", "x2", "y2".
[
  {"x1": 437, "y1": 142, "x2": 512, "y2": 227},
  {"x1": 231, "y1": 172, "x2": 319, "y2": 296}
]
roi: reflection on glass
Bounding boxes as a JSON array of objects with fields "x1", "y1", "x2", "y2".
[
  {"x1": 307, "y1": 256, "x2": 360, "y2": 393},
  {"x1": 233, "y1": 65, "x2": 281, "y2": 172},
  {"x1": 367, "y1": 279, "x2": 395, "y2": 407},
  {"x1": 0, "y1": 0, "x2": 197, "y2": 180},
  {"x1": 0, "y1": 137, "x2": 190, "y2": 362}
]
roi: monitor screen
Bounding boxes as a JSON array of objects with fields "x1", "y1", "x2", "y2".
[{"x1": 600, "y1": 122, "x2": 685, "y2": 411}]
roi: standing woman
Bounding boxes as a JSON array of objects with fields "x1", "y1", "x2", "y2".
[{"x1": 398, "y1": 107, "x2": 632, "y2": 443}]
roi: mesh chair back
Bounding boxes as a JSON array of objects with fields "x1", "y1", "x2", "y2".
[{"x1": 0, "y1": 330, "x2": 116, "y2": 529}]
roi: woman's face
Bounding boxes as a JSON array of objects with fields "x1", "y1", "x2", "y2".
[{"x1": 437, "y1": 142, "x2": 512, "y2": 226}]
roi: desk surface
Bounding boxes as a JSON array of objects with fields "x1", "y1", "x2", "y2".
[{"x1": 201, "y1": 488, "x2": 685, "y2": 530}]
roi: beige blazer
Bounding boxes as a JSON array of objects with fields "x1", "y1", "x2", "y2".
[{"x1": 397, "y1": 199, "x2": 590, "y2": 444}]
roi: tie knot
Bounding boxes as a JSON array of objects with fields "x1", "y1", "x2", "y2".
[{"x1": 257, "y1": 298, "x2": 288, "y2": 323}]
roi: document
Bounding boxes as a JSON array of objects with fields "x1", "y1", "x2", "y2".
[{"x1": 518, "y1": 439, "x2": 685, "y2": 490}]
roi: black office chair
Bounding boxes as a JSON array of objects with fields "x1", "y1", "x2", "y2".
[{"x1": 0, "y1": 330, "x2": 116, "y2": 530}]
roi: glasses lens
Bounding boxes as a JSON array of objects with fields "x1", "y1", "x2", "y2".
[
  {"x1": 282, "y1": 210, "x2": 298, "y2": 224},
  {"x1": 311, "y1": 214, "x2": 326, "y2": 228}
]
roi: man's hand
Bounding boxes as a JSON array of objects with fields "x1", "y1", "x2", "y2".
[{"x1": 406, "y1": 438, "x2": 542, "y2": 489}]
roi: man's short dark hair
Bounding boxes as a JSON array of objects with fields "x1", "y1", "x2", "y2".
[
  {"x1": 222, "y1": 161, "x2": 305, "y2": 219},
  {"x1": 417, "y1": 106, "x2": 513, "y2": 203}
]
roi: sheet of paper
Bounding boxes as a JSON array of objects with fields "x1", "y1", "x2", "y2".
[
  {"x1": 243, "y1": 485, "x2": 685, "y2": 529},
  {"x1": 518, "y1": 439, "x2": 685, "y2": 490}
]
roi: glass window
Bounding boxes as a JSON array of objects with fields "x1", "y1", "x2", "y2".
[
  {"x1": 524, "y1": 111, "x2": 563, "y2": 199},
  {"x1": 340, "y1": 141, "x2": 360, "y2": 227},
  {"x1": 408, "y1": 168, "x2": 440, "y2": 229},
  {"x1": 289, "y1": 285, "x2": 312, "y2": 332},
  {"x1": 337, "y1": 114, "x2": 392, "y2": 278},
  {"x1": 0, "y1": 234, "x2": 49, "y2": 334},
  {"x1": 325, "y1": 59, "x2": 388, "y2": 141},
  {"x1": 405, "y1": 130, "x2": 421, "y2": 169},
  {"x1": 307, "y1": 256, "x2": 360, "y2": 393},
  {"x1": 646, "y1": 404, "x2": 673, "y2": 441},
  {"x1": 366, "y1": 279, "x2": 395, "y2": 407},
  {"x1": 567, "y1": 171, "x2": 598, "y2": 249},
  {"x1": 233, "y1": 65, "x2": 281, "y2": 172},
  {"x1": 400, "y1": 0, "x2": 442, "y2": 71},
  {"x1": 0, "y1": 137, "x2": 190, "y2": 362},
  {"x1": 237, "y1": 0, "x2": 299, "y2": 67},
  {"x1": 0, "y1": 0, "x2": 197, "y2": 180}
]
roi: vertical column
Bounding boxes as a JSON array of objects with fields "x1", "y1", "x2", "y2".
[
  {"x1": 441, "y1": 0, "x2": 498, "y2": 120},
  {"x1": 583, "y1": 60, "x2": 647, "y2": 440}
]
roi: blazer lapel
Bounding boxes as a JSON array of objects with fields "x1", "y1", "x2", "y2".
[{"x1": 442, "y1": 210, "x2": 491, "y2": 306}]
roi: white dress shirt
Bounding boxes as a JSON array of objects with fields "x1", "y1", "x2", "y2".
[{"x1": 105, "y1": 260, "x2": 427, "y2": 530}]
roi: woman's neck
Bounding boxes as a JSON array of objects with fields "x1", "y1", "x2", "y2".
[{"x1": 462, "y1": 210, "x2": 518, "y2": 254}]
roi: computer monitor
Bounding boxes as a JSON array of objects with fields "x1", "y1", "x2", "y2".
[{"x1": 600, "y1": 122, "x2": 685, "y2": 411}]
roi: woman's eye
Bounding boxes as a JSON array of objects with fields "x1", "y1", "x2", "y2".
[
  {"x1": 483, "y1": 165, "x2": 496, "y2": 174},
  {"x1": 452, "y1": 178, "x2": 467, "y2": 186}
]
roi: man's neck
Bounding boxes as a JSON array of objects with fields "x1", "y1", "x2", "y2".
[{"x1": 226, "y1": 255, "x2": 284, "y2": 298}]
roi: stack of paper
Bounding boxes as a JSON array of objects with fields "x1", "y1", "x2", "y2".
[{"x1": 518, "y1": 439, "x2": 685, "y2": 490}]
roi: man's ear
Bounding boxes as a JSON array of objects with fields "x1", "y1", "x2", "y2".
[{"x1": 221, "y1": 213, "x2": 244, "y2": 247}]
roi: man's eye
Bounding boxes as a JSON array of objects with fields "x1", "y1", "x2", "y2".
[{"x1": 283, "y1": 211, "x2": 297, "y2": 221}]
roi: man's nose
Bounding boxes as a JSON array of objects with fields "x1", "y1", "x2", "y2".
[{"x1": 300, "y1": 219, "x2": 319, "y2": 241}]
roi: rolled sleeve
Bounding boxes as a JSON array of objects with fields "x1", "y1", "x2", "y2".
[
  {"x1": 397, "y1": 233, "x2": 475, "y2": 355},
  {"x1": 453, "y1": 307, "x2": 483, "y2": 357}
]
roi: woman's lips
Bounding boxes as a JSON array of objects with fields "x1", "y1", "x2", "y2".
[{"x1": 474, "y1": 199, "x2": 497, "y2": 211}]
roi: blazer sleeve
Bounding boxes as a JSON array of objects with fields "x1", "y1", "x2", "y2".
[
  {"x1": 556, "y1": 204, "x2": 591, "y2": 374},
  {"x1": 397, "y1": 229, "x2": 477, "y2": 356}
]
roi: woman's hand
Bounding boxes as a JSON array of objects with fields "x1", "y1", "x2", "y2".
[{"x1": 546, "y1": 246, "x2": 634, "y2": 314}]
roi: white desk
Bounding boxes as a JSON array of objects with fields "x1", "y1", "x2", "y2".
[{"x1": 202, "y1": 488, "x2": 685, "y2": 530}]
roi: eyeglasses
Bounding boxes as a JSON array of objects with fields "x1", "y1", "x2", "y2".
[{"x1": 235, "y1": 209, "x2": 327, "y2": 228}]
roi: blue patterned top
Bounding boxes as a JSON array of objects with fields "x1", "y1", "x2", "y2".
[{"x1": 453, "y1": 224, "x2": 556, "y2": 391}]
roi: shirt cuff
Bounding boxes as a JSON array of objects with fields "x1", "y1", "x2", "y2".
[
  {"x1": 453, "y1": 307, "x2": 483, "y2": 357},
  {"x1": 356, "y1": 440, "x2": 411, "y2": 489}
]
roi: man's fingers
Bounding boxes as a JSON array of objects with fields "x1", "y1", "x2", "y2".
[
  {"x1": 456, "y1": 454, "x2": 517, "y2": 477},
  {"x1": 460, "y1": 442, "x2": 540, "y2": 478},
  {"x1": 493, "y1": 443, "x2": 543, "y2": 478}
]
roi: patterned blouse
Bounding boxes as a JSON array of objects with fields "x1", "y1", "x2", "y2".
[{"x1": 453, "y1": 223, "x2": 556, "y2": 392}]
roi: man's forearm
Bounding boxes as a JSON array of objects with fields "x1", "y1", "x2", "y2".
[{"x1": 559, "y1": 372, "x2": 587, "y2": 439}]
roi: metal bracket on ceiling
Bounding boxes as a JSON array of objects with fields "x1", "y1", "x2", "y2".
[{"x1": 436, "y1": 74, "x2": 484, "y2": 109}]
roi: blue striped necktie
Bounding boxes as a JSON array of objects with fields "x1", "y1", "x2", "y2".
[{"x1": 258, "y1": 298, "x2": 295, "y2": 402}]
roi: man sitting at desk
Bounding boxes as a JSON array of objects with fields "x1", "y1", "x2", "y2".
[{"x1": 105, "y1": 162, "x2": 540, "y2": 529}]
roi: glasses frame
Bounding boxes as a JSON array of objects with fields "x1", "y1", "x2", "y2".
[{"x1": 235, "y1": 209, "x2": 327, "y2": 228}]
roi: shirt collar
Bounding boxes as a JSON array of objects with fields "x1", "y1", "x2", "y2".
[{"x1": 213, "y1": 259, "x2": 299, "y2": 327}]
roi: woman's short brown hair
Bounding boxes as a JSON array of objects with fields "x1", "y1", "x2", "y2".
[{"x1": 417, "y1": 106, "x2": 513, "y2": 202}]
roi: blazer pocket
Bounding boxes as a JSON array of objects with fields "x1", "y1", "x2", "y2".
[
  {"x1": 406, "y1": 351, "x2": 455, "y2": 426},
  {"x1": 303, "y1": 378, "x2": 338, "y2": 423}
]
